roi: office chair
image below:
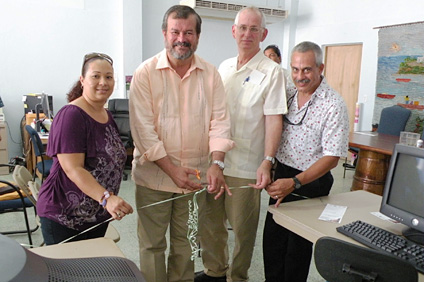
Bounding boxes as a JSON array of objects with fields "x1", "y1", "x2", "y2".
[
  {"x1": 342, "y1": 105, "x2": 411, "y2": 178},
  {"x1": 12, "y1": 165, "x2": 37, "y2": 206},
  {"x1": 314, "y1": 236, "x2": 418, "y2": 282},
  {"x1": 0, "y1": 233, "x2": 146, "y2": 282},
  {"x1": 11, "y1": 165, "x2": 42, "y2": 244},
  {"x1": 25, "y1": 125, "x2": 53, "y2": 183},
  {"x1": 377, "y1": 105, "x2": 411, "y2": 136},
  {"x1": 0, "y1": 172, "x2": 36, "y2": 246},
  {"x1": 108, "y1": 99, "x2": 133, "y2": 181}
]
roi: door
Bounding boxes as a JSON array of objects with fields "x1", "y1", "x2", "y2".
[{"x1": 324, "y1": 44, "x2": 363, "y2": 133}]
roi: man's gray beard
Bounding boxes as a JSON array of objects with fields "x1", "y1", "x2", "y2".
[{"x1": 170, "y1": 48, "x2": 194, "y2": 60}]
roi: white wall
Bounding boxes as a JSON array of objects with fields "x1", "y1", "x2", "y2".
[
  {"x1": 290, "y1": 0, "x2": 424, "y2": 131},
  {"x1": 0, "y1": 0, "x2": 142, "y2": 158},
  {"x1": 140, "y1": 0, "x2": 288, "y2": 67},
  {"x1": 2, "y1": 0, "x2": 423, "y2": 159}
]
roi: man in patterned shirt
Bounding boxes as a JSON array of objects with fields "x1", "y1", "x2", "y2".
[{"x1": 262, "y1": 41, "x2": 349, "y2": 282}]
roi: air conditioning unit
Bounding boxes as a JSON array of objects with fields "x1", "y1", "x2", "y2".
[{"x1": 180, "y1": 0, "x2": 288, "y2": 24}]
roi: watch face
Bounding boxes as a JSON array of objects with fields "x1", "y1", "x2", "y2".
[
  {"x1": 265, "y1": 156, "x2": 275, "y2": 164},
  {"x1": 293, "y1": 177, "x2": 302, "y2": 189}
]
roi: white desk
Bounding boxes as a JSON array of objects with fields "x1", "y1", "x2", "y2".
[
  {"x1": 268, "y1": 190, "x2": 423, "y2": 281},
  {"x1": 30, "y1": 237, "x2": 125, "y2": 259}
]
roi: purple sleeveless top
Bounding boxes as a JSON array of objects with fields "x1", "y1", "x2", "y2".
[{"x1": 36, "y1": 105, "x2": 126, "y2": 231}]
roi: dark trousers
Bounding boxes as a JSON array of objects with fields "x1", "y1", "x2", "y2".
[
  {"x1": 263, "y1": 161, "x2": 333, "y2": 282},
  {"x1": 40, "y1": 217, "x2": 108, "y2": 245}
]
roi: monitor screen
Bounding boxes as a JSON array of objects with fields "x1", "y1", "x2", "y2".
[
  {"x1": 380, "y1": 143, "x2": 424, "y2": 245},
  {"x1": 40, "y1": 93, "x2": 53, "y2": 119}
]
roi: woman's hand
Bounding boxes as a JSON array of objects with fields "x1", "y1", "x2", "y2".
[{"x1": 105, "y1": 195, "x2": 133, "y2": 220}]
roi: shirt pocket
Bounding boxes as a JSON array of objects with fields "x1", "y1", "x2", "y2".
[
  {"x1": 299, "y1": 121, "x2": 323, "y2": 154},
  {"x1": 241, "y1": 82, "x2": 262, "y2": 105}
]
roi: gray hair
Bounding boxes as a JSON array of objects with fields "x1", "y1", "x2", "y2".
[
  {"x1": 291, "y1": 41, "x2": 323, "y2": 66},
  {"x1": 234, "y1": 6, "x2": 266, "y2": 28}
]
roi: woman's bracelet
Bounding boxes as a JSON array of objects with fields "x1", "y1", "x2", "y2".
[{"x1": 99, "y1": 191, "x2": 111, "y2": 208}]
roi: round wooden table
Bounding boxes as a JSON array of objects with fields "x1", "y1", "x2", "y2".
[{"x1": 348, "y1": 132, "x2": 399, "y2": 195}]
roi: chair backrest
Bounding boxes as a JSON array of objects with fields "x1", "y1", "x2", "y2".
[
  {"x1": 108, "y1": 99, "x2": 132, "y2": 147},
  {"x1": 314, "y1": 236, "x2": 418, "y2": 282},
  {"x1": 25, "y1": 125, "x2": 45, "y2": 157},
  {"x1": 28, "y1": 180, "x2": 40, "y2": 201},
  {"x1": 377, "y1": 105, "x2": 411, "y2": 136},
  {"x1": 12, "y1": 165, "x2": 37, "y2": 205}
]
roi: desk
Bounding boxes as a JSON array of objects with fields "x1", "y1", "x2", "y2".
[
  {"x1": 30, "y1": 237, "x2": 125, "y2": 258},
  {"x1": 348, "y1": 132, "x2": 399, "y2": 195},
  {"x1": 268, "y1": 190, "x2": 423, "y2": 281}
]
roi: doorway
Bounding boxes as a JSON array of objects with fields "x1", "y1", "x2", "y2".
[{"x1": 324, "y1": 44, "x2": 363, "y2": 133}]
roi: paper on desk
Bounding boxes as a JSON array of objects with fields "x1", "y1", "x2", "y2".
[
  {"x1": 354, "y1": 131, "x2": 378, "y2": 136},
  {"x1": 318, "y1": 204, "x2": 347, "y2": 223}
]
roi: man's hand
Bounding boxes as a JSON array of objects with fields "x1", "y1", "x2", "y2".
[
  {"x1": 169, "y1": 166, "x2": 203, "y2": 191},
  {"x1": 250, "y1": 160, "x2": 273, "y2": 189},
  {"x1": 265, "y1": 178, "x2": 295, "y2": 207},
  {"x1": 155, "y1": 156, "x2": 202, "y2": 191},
  {"x1": 206, "y1": 164, "x2": 231, "y2": 199}
]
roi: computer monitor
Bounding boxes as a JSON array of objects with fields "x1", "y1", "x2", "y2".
[
  {"x1": 0, "y1": 233, "x2": 146, "y2": 282},
  {"x1": 23, "y1": 93, "x2": 54, "y2": 132},
  {"x1": 380, "y1": 143, "x2": 424, "y2": 245},
  {"x1": 23, "y1": 94, "x2": 53, "y2": 116},
  {"x1": 40, "y1": 93, "x2": 53, "y2": 120}
]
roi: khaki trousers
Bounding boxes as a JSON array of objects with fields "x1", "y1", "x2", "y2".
[
  {"x1": 136, "y1": 185, "x2": 194, "y2": 282},
  {"x1": 198, "y1": 176, "x2": 261, "y2": 282}
]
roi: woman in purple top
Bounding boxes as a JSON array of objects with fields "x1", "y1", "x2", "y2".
[{"x1": 37, "y1": 53, "x2": 133, "y2": 245}]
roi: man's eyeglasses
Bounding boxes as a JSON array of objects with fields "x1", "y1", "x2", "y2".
[
  {"x1": 83, "y1": 53, "x2": 113, "y2": 66},
  {"x1": 236, "y1": 25, "x2": 263, "y2": 34},
  {"x1": 283, "y1": 94, "x2": 311, "y2": 126}
]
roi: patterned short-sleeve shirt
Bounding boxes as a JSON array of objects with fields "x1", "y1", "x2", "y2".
[
  {"x1": 36, "y1": 105, "x2": 126, "y2": 231},
  {"x1": 276, "y1": 78, "x2": 349, "y2": 171}
]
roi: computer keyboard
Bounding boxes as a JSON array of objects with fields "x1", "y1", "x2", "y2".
[{"x1": 337, "y1": 220, "x2": 424, "y2": 274}]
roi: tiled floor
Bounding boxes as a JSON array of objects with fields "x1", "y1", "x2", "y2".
[{"x1": 0, "y1": 160, "x2": 354, "y2": 281}]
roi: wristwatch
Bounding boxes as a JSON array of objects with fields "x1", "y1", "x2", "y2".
[
  {"x1": 264, "y1": 156, "x2": 275, "y2": 165},
  {"x1": 292, "y1": 176, "x2": 302, "y2": 190},
  {"x1": 212, "y1": 160, "x2": 225, "y2": 170}
]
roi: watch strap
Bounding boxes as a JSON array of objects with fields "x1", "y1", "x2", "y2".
[{"x1": 212, "y1": 160, "x2": 225, "y2": 170}]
